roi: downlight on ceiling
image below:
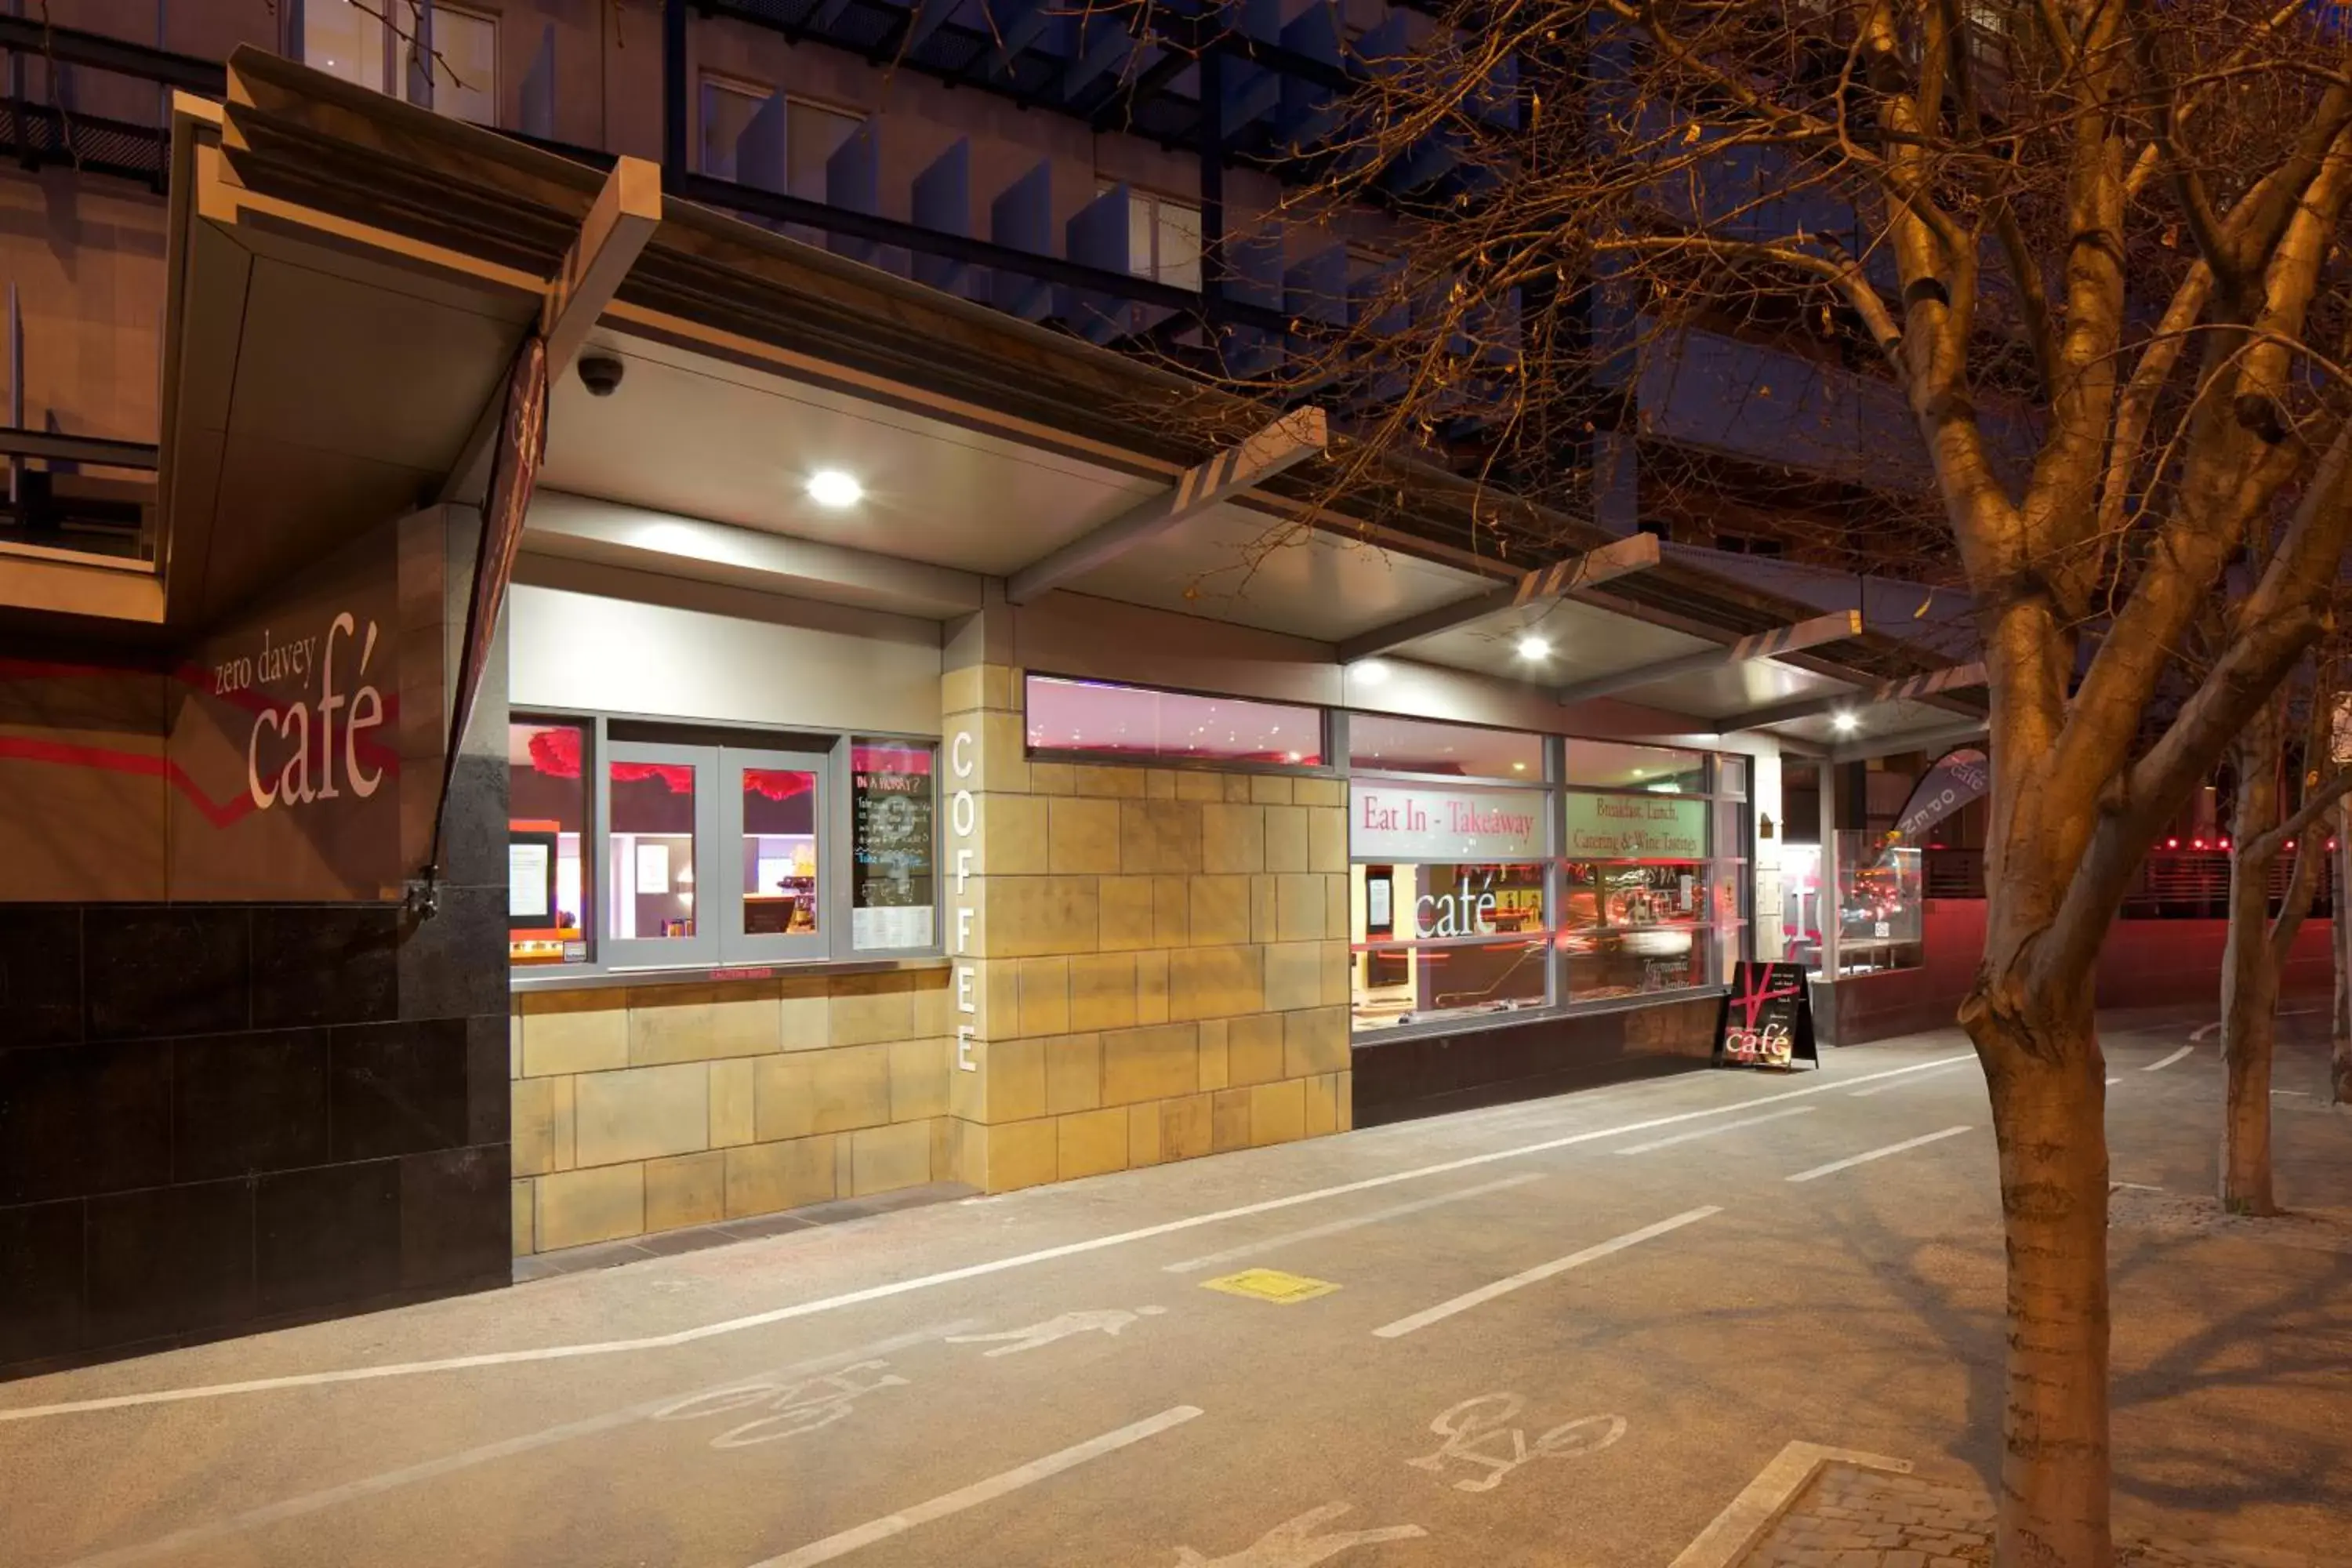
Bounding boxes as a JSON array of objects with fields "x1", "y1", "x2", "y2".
[
  {"x1": 807, "y1": 470, "x2": 864, "y2": 509},
  {"x1": 1515, "y1": 634, "x2": 1552, "y2": 661}
]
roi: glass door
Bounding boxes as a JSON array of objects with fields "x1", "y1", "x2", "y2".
[
  {"x1": 720, "y1": 747, "x2": 831, "y2": 964},
  {"x1": 603, "y1": 742, "x2": 720, "y2": 969}
]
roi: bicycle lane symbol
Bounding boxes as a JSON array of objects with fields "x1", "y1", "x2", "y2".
[
  {"x1": 1405, "y1": 1394, "x2": 1627, "y2": 1494},
  {"x1": 651, "y1": 1359, "x2": 910, "y2": 1449}
]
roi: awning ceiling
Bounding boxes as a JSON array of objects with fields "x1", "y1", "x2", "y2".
[{"x1": 118, "y1": 49, "x2": 1984, "y2": 755}]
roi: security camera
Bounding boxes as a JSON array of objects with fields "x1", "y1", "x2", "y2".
[{"x1": 578, "y1": 354, "x2": 624, "y2": 397}]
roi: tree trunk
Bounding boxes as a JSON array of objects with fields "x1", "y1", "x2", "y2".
[
  {"x1": 2335, "y1": 834, "x2": 2352, "y2": 1105},
  {"x1": 2220, "y1": 702, "x2": 2284, "y2": 1214},
  {"x1": 2219, "y1": 855, "x2": 2281, "y2": 1214},
  {"x1": 1965, "y1": 978, "x2": 2111, "y2": 1568}
]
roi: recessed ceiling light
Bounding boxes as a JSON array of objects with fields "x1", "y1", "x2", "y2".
[
  {"x1": 1354, "y1": 660, "x2": 1392, "y2": 686},
  {"x1": 807, "y1": 470, "x2": 863, "y2": 508},
  {"x1": 1515, "y1": 634, "x2": 1551, "y2": 660},
  {"x1": 1831, "y1": 711, "x2": 1860, "y2": 733}
]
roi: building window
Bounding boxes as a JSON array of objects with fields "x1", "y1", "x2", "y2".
[
  {"x1": 1563, "y1": 739, "x2": 1706, "y2": 795},
  {"x1": 851, "y1": 743, "x2": 938, "y2": 950},
  {"x1": 789, "y1": 100, "x2": 864, "y2": 200},
  {"x1": 1115, "y1": 187, "x2": 1204, "y2": 292},
  {"x1": 1346, "y1": 775, "x2": 1552, "y2": 1032},
  {"x1": 421, "y1": 3, "x2": 498, "y2": 125},
  {"x1": 735, "y1": 764, "x2": 821, "y2": 940},
  {"x1": 1346, "y1": 728, "x2": 1749, "y2": 1036},
  {"x1": 608, "y1": 749, "x2": 708, "y2": 949},
  {"x1": 1561, "y1": 785, "x2": 1715, "y2": 997},
  {"x1": 510, "y1": 719, "x2": 591, "y2": 967},
  {"x1": 1348, "y1": 713, "x2": 1543, "y2": 781},
  {"x1": 699, "y1": 77, "x2": 771, "y2": 183},
  {"x1": 699, "y1": 78, "x2": 864, "y2": 198},
  {"x1": 302, "y1": 0, "x2": 394, "y2": 93},
  {"x1": 1025, "y1": 674, "x2": 1325, "y2": 768},
  {"x1": 506, "y1": 720, "x2": 942, "y2": 978}
]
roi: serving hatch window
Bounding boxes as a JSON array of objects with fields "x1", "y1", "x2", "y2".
[{"x1": 506, "y1": 719, "x2": 943, "y2": 976}]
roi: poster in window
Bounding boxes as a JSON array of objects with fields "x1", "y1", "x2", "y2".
[
  {"x1": 509, "y1": 840, "x2": 552, "y2": 920},
  {"x1": 852, "y1": 746, "x2": 937, "y2": 949}
]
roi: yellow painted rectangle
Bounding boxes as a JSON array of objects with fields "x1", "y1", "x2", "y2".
[{"x1": 1200, "y1": 1268, "x2": 1341, "y2": 1305}]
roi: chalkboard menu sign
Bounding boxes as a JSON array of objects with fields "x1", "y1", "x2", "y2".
[
  {"x1": 1715, "y1": 962, "x2": 1819, "y2": 1069},
  {"x1": 851, "y1": 745, "x2": 937, "y2": 949}
]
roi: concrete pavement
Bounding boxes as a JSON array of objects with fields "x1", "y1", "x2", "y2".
[{"x1": 3, "y1": 1009, "x2": 2348, "y2": 1567}]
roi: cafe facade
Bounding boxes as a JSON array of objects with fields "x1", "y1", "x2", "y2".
[{"x1": 0, "y1": 56, "x2": 1983, "y2": 1369}]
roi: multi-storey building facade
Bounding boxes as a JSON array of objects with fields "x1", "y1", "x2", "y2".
[{"x1": 0, "y1": 13, "x2": 1987, "y2": 1373}]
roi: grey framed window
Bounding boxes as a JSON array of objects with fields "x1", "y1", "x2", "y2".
[
  {"x1": 719, "y1": 747, "x2": 830, "y2": 964},
  {"x1": 602, "y1": 742, "x2": 720, "y2": 968}
]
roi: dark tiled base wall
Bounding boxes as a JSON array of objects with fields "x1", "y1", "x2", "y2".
[
  {"x1": 0, "y1": 902, "x2": 510, "y2": 1377},
  {"x1": 1351, "y1": 994, "x2": 1723, "y2": 1127}
]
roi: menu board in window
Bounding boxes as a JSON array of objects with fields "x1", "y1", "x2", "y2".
[{"x1": 852, "y1": 745, "x2": 937, "y2": 949}]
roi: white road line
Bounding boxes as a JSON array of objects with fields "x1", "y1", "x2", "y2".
[
  {"x1": 2146, "y1": 1045, "x2": 2195, "y2": 1073},
  {"x1": 0, "y1": 1051, "x2": 1974, "y2": 1425},
  {"x1": 1784, "y1": 1127, "x2": 1974, "y2": 1183},
  {"x1": 745, "y1": 1406, "x2": 1203, "y2": 1567},
  {"x1": 1614, "y1": 1106, "x2": 1817, "y2": 1155},
  {"x1": 1848, "y1": 1061, "x2": 1974, "y2": 1097},
  {"x1": 1371, "y1": 1207, "x2": 1721, "y2": 1339},
  {"x1": 56, "y1": 1324, "x2": 978, "y2": 1568},
  {"x1": 2189, "y1": 1022, "x2": 2220, "y2": 1042},
  {"x1": 2107, "y1": 1077, "x2": 2122, "y2": 1086},
  {"x1": 1161, "y1": 1174, "x2": 1543, "y2": 1273}
]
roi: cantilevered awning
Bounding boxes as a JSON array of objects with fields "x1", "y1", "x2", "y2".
[{"x1": 84, "y1": 49, "x2": 1981, "y2": 759}]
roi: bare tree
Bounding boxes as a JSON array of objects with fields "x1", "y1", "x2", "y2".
[
  {"x1": 2219, "y1": 658, "x2": 2347, "y2": 1212},
  {"x1": 1170, "y1": 0, "x2": 2352, "y2": 1559}
]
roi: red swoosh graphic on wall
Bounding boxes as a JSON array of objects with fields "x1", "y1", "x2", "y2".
[
  {"x1": 2, "y1": 659, "x2": 405, "y2": 829},
  {"x1": 0, "y1": 736, "x2": 255, "y2": 829}
]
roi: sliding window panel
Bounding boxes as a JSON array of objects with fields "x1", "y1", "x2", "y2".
[
  {"x1": 720, "y1": 747, "x2": 831, "y2": 964},
  {"x1": 604, "y1": 742, "x2": 722, "y2": 969}
]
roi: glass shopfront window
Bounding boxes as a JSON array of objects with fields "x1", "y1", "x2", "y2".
[
  {"x1": 1349, "y1": 713, "x2": 1543, "y2": 780},
  {"x1": 1563, "y1": 739, "x2": 1706, "y2": 795},
  {"x1": 509, "y1": 719, "x2": 590, "y2": 966},
  {"x1": 1348, "y1": 728, "x2": 1751, "y2": 1038},
  {"x1": 505, "y1": 717, "x2": 943, "y2": 978},
  {"x1": 1026, "y1": 674, "x2": 1325, "y2": 768},
  {"x1": 1346, "y1": 768, "x2": 1554, "y2": 1033},
  {"x1": 1560, "y1": 784, "x2": 1717, "y2": 999}
]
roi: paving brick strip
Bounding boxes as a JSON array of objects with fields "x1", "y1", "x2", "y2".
[{"x1": 1739, "y1": 1463, "x2": 2325, "y2": 1568}]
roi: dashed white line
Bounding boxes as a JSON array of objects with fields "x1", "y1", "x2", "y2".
[
  {"x1": 2146, "y1": 1046, "x2": 2195, "y2": 1073},
  {"x1": 2189, "y1": 1022, "x2": 2220, "y2": 1042},
  {"x1": 745, "y1": 1406, "x2": 1203, "y2": 1566},
  {"x1": 1163, "y1": 1174, "x2": 1543, "y2": 1273},
  {"x1": 2107, "y1": 1076, "x2": 2122, "y2": 1086},
  {"x1": 1614, "y1": 1106, "x2": 1817, "y2": 1154},
  {"x1": 1784, "y1": 1127, "x2": 1974, "y2": 1183},
  {"x1": 1849, "y1": 1061, "x2": 1975, "y2": 1098},
  {"x1": 0, "y1": 1051, "x2": 1974, "y2": 1425},
  {"x1": 1371, "y1": 1207, "x2": 1722, "y2": 1339}
]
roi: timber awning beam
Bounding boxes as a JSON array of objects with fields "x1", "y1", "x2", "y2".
[
  {"x1": 1004, "y1": 408, "x2": 1328, "y2": 604},
  {"x1": 438, "y1": 154, "x2": 662, "y2": 506},
  {"x1": 1334, "y1": 532, "x2": 1661, "y2": 665},
  {"x1": 1714, "y1": 662, "x2": 1987, "y2": 734},
  {"x1": 1553, "y1": 608, "x2": 1863, "y2": 708}
]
